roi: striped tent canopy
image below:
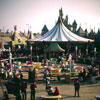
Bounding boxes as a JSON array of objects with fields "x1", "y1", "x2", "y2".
[{"x1": 28, "y1": 17, "x2": 94, "y2": 42}]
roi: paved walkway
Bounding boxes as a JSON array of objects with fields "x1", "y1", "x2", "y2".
[
  {"x1": 0, "y1": 81, "x2": 100, "y2": 100},
  {"x1": 0, "y1": 63, "x2": 100, "y2": 100}
]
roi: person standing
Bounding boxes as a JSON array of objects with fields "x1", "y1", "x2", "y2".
[
  {"x1": 43, "y1": 69, "x2": 48, "y2": 81},
  {"x1": 16, "y1": 95, "x2": 22, "y2": 100},
  {"x1": 74, "y1": 79, "x2": 80, "y2": 97},
  {"x1": 14, "y1": 74, "x2": 21, "y2": 96},
  {"x1": 32, "y1": 68, "x2": 36, "y2": 82},
  {"x1": 20, "y1": 71, "x2": 23, "y2": 80},
  {"x1": 4, "y1": 91, "x2": 9, "y2": 100},
  {"x1": 20, "y1": 81, "x2": 27, "y2": 100},
  {"x1": 30, "y1": 82, "x2": 37, "y2": 100},
  {"x1": 83, "y1": 69, "x2": 86, "y2": 82},
  {"x1": 45, "y1": 77, "x2": 50, "y2": 91},
  {"x1": 78, "y1": 71, "x2": 83, "y2": 82},
  {"x1": 28, "y1": 69, "x2": 32, "y2": 82}
]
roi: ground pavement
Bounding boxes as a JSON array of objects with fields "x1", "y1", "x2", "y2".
[{"x1": 0, "y1": 81, "x2": 100, "y2": 100}]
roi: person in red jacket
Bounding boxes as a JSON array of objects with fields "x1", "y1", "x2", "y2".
[{"x1": 54, "y1": 87, "x2": 59, "y2": 95}]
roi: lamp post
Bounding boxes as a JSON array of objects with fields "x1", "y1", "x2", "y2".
[
  {"x1": 2, "y1": 42, "x2": 5, "y2": 51},
  {"x1": 94, "y1": 47, "x2": 96, "y2": 59},
  {"x1": 37, "y1": 55, "x2": 39, "y2": 62},
  {"x1": 75, "y1": 46, "x2": 78, "y2": 60},
  {"x1": 9, "y1": 52, "x2": 12, "y2": 64},
  {"x1": 9, "y1": 47, "x2": 11, "y2": 53},
  {"x1": 79, "y1": 49, "x2": 81, "y2": 57},
  {"x1": 30, "y1": 45, "x2": 32, "y2": 61},
  {"x1": 68, "y1": 54, "x2": 72, "y2": 78},
  {"x1": 9, "y1": 47, "x2": 12, "y2": 64},
  {"x1": 86, "y1": 47, "x2": 88, "y2": 56}
]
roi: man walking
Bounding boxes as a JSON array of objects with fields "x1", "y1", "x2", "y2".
[
  {"x1": 74, "y1": 79, "x2": 80, "y2": 97},
  {"x1": 30, "y1": 82, "x2": 37, "y2": 100}
]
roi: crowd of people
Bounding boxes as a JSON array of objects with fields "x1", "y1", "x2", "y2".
[
  {"x1": 5, "y1": 72, "x2": 37, "y2": 100},
  {"x1": 3, "y1": 67, "x2": 60, "y2": 100},
  {"x1": 78, "y1": 66, "x2": 99, "y2": 83},
  {"x1": 0, "y1": 63, "x2": 99, "y2": 100},
  {"x1": 0, "y1": 51, "x2": 100, "y2": 100}
]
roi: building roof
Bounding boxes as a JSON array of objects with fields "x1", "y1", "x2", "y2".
[
  {"x1": 77, "y1": 26, "x2": 86, "y2": 34},
  {"x1": 11, "y1": 26, "x2": 23, "y2": 41},
  {"x1": 44, "y1": 43, "x2": 65, "y2": 53},
  {"x1": 73, "y1": 20, "x2": 77, "y2": 26},
  {"x1": 42, "y1": 25, "x2": 49, "y2": 33}
]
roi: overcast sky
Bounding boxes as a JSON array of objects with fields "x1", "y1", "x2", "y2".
[{"x1": 0, "y1": 0, "x2": 100, "y2": 33}]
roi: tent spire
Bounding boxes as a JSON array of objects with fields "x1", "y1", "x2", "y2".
[
  {"x1": 57, "y1": 8, "x2": 63, "y2": 25},
  {"x1": 59, "y1": 8, "x2": 63, "y2": 19}
]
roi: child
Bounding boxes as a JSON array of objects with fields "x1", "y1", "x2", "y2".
[
  {"x1": 47, "y1": 86, "x2": 54, "y2": 96},
  {"x1": 54, "y1": 87, "x2": 59, "y2": 95}
]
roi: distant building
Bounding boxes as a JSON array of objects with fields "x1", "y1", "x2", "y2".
[
  {"x1": 41, "y1": 25, "x2": 49, "y2": 36},
  {"x1": 84, "y1": 29, "x2": 88, "y2": 38},
  {"x1": 72, "y1": 20, "x2": 77, "y2": 33},
  {"x1": 77, "y1": 26, "x2": 86, "y2": 37},
  {"x1": 63, "y1": 15, "x2": 68, "y2": 28},
  {"x1": 88, "y1": 29, "x2": 95, "y2": 39},
  {"x1": 95, "y1": 29, "x2": 100, "y2": 42},
  {"x1": 11, "y1": 25, "x2": 23, "y2": 41},
  {"x1": 28, "y1": 32, "x2": 34, "y2": 39}
]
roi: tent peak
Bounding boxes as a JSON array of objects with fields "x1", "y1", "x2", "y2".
[{"x1": 56, "y1": 17, "x2": 62, "y2": 25}]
